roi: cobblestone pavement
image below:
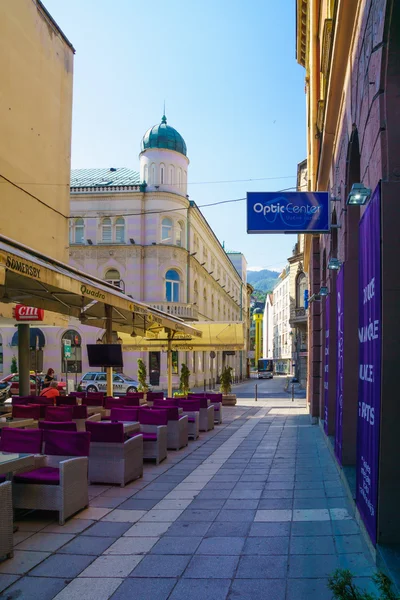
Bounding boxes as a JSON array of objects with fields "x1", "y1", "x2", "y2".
[{"x1": 0, "y1": 398, "x2": 378, "y2": 600}]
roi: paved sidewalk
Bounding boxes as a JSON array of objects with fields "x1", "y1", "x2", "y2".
[{"x1": 0, "y1": 400, "x2": 377, "y2": 600}]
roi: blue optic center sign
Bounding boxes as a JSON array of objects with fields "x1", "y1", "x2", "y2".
[{"x1": 247, "y1": 192, "x2": 330, "y2": 233}]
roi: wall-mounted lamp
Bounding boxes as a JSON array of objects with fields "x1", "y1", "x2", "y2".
[
  {"x1": 87, "y1": 239, "x2": 93, "y2": 245},
  {"x1": 327, "y1": 257, "x2": 342, "y2": 270},
  {"x1": 130, "y1": 329, "x2": 137, "y2": 338},
  {"x1": 129, "y1": 238, "x2": 135, "y2": 244},
  {"x1": 319, "y1": 286, "x2": 329, "y2": 296},
  {"x1": 309, "y1": 293, "x2": 321, "y2": 303},
  {"x1": 347, "y1": 183, "x2": 371, "y2": 206}
]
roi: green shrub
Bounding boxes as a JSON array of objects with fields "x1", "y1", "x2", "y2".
[
  {"x1": 219, "y1": 365, "x2": 233, "y2": 394},
  {"x1": 179, "y1": 364, "x2": 190, "y2": 396},
  {"x1": 328, "y1": 569, "x2": 399, "y2": 600},
  {"x1": 137, "y1": 358, "x2": 149, "y2": 392}
]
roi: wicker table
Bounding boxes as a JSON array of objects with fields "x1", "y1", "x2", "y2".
[
  {"x1": 0, "y1": 418, "x2": 35, "y2": 429},
  {"x1": 0, "y1": 452, "x2": 35, "y2": 476}
]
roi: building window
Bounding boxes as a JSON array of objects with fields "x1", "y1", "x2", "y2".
[
  {"x1": 177, "y1": 168, "x2": 181, "y2": 187},
  {"x1": 160, "y1": 164, "x2": 165, "y2": 184},
  {"x1": 102, "y1": 218, "x2": 112, "y2": 243},
  {"x1": 162, "y1": 218, "x2": 173, "y2": 243},
  {"x1": 296, "y1": 273, "x2": 307, "y2": 307},
  {"x1": 115, "y1": 217, "x2": 125, "y2": 243},
  {"x1": 217, "y1": 299, "x2": 221, "y2": 318},
  {"x1": 172, "y1": 350, "x2": 179, "y2": 374},
  {"x1": 211, "y1": 295, "x2": 215, "y2": 320},
  {"x1": 176, "y1": 221, "x2": 184, "y2": 247},
  {"x1": 151, "y1": 163, "x2": 156, "y2": 185},
  {"x1": 203, "y1": 287, "x2": 207, "y2": 314},
  {"x1": 61, "y1": 330, "x2": 82, "y2": 374},
  {"x1": 193, "y1": 280, "x2": 198, "y2": 305},
  {"x1": 71, "y1": 218, "x2": 85, "y2": 244},
  {"x1": 143, "y1": 164, "x2": 148, "y2": 183},
  {"x1": 169, "y1": 165, "x2": 174, "y2": 185},
  {"x1": 105, "y1": 268, "x2": 124, "y2": 291},
  {"x1": 165, "y1": 269, "x2": 180, "y2": 302}
]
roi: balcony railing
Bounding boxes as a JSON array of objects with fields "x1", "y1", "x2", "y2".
[
  {"x1": 149, "y1": 302, "x2": 199, "y2": 321},
  {"x1": 290, "y1": 307, "x2": 307, "y2": 323}
]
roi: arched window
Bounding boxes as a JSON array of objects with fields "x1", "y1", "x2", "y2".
[
  {"x1": 160, "y1": 164, "x2": 165, "y2": 185},
  {"x1": 70, "y1": 218, "x2": 84, "y2": 244},
  {"x1": 193, "y1": 280, "x2": 198, "y2": 305},
  {"x1": 169, "y1": 165, "x2": 174, "y2": 185},
  {"x1": 165, "y1": 269, "x2": 180, "y2": 302},
  {"x1": 203, "y1": 287, "x2": 207, "y2": 314},
  {"x1": 217, "y1": 299, "x2": 221, "y2": 319},
  {"x1": 296, "y1": 273, "x2": 307, "y2": 307},
  {"x1": 161, "y1": 218, "x2": 173, "y2": 242},
  {"x1": 105, "y1": 268, "x2": 123, "y2": 291},
  {"x1": 177, "y1": 168, "x2": 181, "y2": 188},
  {"x1": 102, "y1": 218, "x2": 112, "y2": 243},
  {"x1": 61, "y1": 330, "x2": 82, "y2": 374},
  {"x1": 0, "y1": 332, "x2": 3, "y2": 373},
  {"x1": 151, "y1": 163, "x2": 156, "y2": 185},
  {"x1": 176, "y1": 221, "x2": 184, "y2": 247},
  {"x1": 211, "y1": 295, "x2": 215, "y2": 320},
  {"x1": 143, "y1": 164, "x2": 148, "y2": 183},
  {"x1": 115, "y1": 217, "x2": 125, "y2": 243}
]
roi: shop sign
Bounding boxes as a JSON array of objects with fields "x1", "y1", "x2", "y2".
[
  {"x1": 13, "y1": 304, "x2": 44, "y2": 321},
  {"x1": 323, "y1": 295, "x2": 330, "y2": 434},
  {"x1": 247, "y1": 191, "x2": 330, "y2": 233},
  {"x1": 356, "y1": 184, "x2": 382, "y2": 545},
  {"x1": 335, "y1": 266, "x2": 344, "y2": 464}
]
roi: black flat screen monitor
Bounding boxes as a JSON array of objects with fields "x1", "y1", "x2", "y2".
[{"x1": 87, "y1": 344, "x2": 123, "y2": 368}]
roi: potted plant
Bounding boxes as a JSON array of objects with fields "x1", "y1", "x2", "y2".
[
  {"x1": 11, "y1": 355, "x2": 18, "y2": 374},
  {"x1": 220, "y1": 365, "x2": 236, "y2": 406},
  {"x1": 177, "y1": 363, "x2": 190, "y2": 397},
  {"x1": 137, "y1": 358, "x2": 149, "y2": 403},
  {"x1": 328, "y1": 569, "x2": 399, "y2": 600}
]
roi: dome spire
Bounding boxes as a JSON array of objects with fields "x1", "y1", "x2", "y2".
[{"x1": 161, "y1": 100, "x2": 167, "y2": 124}]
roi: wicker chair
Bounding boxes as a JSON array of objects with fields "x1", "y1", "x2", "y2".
[
  {"x1": 12, "y1": 404, "x2": 41, "y2": 420},
  {"x1": 12, "y1": 430, "x2": 90, "y2": 525},
  {"x1": 67, "y1": 405, "x2": 101, "y2": 432},
  {"x1": 55, "y1": 396, "x2": 77, "y2": 406},
  {"x1": 0, "y1": 428, "x2": 43, "y2": 454},
  {"x1": 190, "y1": 394, "x2": 222, "y2": 425},
  {"x1": 178, "y1": 400, "x2": 200, "y2": 440},
  {"x1": 150, "y1": 406, "x2": 188, "y2": 451},
  {"x1": 136, "y1": 409, "x2": 168, "y2": 464},
  {"x1": 85, "y1": 421, "x2": 143, "y2": 487},
  {"x1": 0, "y1": 482, "x2": 13, "y2": 560},
  {"x1": 39, "y1": 421, "x2": 77, "y2": 432},
  {"x1": 45, "y1": 406, "x2": 74, "y2": 421}
]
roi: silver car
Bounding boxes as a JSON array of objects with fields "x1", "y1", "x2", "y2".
[{"x1": 79, "y1": 372, "x2": 139, "y2": 395}]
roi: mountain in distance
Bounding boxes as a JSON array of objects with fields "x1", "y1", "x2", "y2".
[{"x1": 247, "y1": 269, "x2": 280, "y2": 296}]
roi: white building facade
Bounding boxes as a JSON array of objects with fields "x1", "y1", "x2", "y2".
[
  {"x1": 262, "y1": 294, "x2": 273, "y2": 360},
  {"x1": 272, "y1": 268, "x2": 291, "y2": 374},
  {"x1": 0, "y1": 116, "x2": 248, "y2": 390}
]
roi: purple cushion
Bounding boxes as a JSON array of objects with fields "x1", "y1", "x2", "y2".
[
  {"x1": 179, "y1": 400, "x2": 201, "y2": 412},
  {"x1": 43, "y1": 430, "x2": 91, "y2": 456},
  {"x1": 187, "y1": 417, "x2": 196, "y2": 423},
  {"x1": 14, "y1": 467, "x2": 60, "y2": 486},
  {"x1": 46, "y1": 406, "x2": 73, "y2": 422},
  {"x1": 151, "y1": 406, "x2": 179, "y2": 421},
  {"x1": 146, "y1": 392, "x2": 164, "y2": 401},
  {"x1": 39, "y1": 421, "x2": 77, "y2": 432},
  {"x1": 0, "y1": 428, "x2": 43, "y2": 454},
  {"x1": 56, "y1": 396, "x2": 77, "y2": 407},
  {"x1": 70, "y1": 405, "x2": 88, "y2": 419},
  {"x1": 142, "y1": 432, "x2": 158, "y2": 441},
  {"x1": 85, "y1": 421, "x2": 124, "y2": 443},
  {"x1": 0, "y1": 475, "x2": 6, "y2": 483},
  {"x1": 110, "y1": 408, "x2": 139, "y2": 422},
  {"x1": 12, "y1": 404, "x2": 41, "y2": 420},
  {"x1": 125, "y1": 392, "x2": 144, "y2": 399},
  {"x1": 104, "y1": 397, "x2": 127, "y2": 409},
  {"x1": 139, "y1": 408, "x2": 168, "y2": 426},
  {"x1": 124, "y1": 397, "x2": 141, "y2": 407},
  {"x1": 70, "y1": 392, "x2": 86, "y2": 398},
  {"x1": 214, "y1": 406, "x2": 220, "y2": 411}
]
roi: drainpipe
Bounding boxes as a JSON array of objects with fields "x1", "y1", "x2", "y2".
[
  {"x1": 105, "y1": 304, "x2": 113, "y2": 397},
  {"x1": 186, "y1": 204, "x2": 190, "y2": 305}
]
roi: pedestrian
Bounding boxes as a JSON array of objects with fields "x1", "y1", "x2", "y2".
[
  {"x1": 43, "y1": 368, "x2": 55, "y2": 388},
  {"x1": 39, "y1": 380, "x2": 60, "y2": 403}
]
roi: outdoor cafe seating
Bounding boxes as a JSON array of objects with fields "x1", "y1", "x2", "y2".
[
  {"x1": 0, "y1": 481, "x2": 13, "y2": 560},
  {"x1": 85, "y1": 420, "x2": 143, "y2": 487},
  {"x1": 176, "y1": 399, "x2": 200, "y2": 440}
]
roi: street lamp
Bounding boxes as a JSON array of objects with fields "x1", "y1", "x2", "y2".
[
  {"x1": 327, "y1": 257, "x2": 342, "y2": 270},
  {"x1": 319, "y1": 286, "x2": 329, "y2": 296},
  {"x1": 346, "y1": 183, "x2": 371, "y2": 206}
]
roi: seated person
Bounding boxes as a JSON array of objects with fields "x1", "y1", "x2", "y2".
[{"x1": 40, "y1": 380, "x2": 60, "y2": 402}]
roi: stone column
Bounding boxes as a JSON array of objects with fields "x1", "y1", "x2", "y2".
[{"x1": 18, "y1": 324, "x2": 30, "y2": 396}]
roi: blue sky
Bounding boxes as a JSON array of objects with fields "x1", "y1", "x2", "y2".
[{"x1": 45, "y1": 0, "x2": 306, "y2": 271}]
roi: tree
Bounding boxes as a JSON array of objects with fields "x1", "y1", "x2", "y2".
[
  {"x1": 137, "y1": 358, "x2": 149, "y2": 392},
  {"x1": 11, "y1": 355, "x2": 18, "y2": 374},
  {"x1": 220, "y1": 365, "x2": 233, "y2": 394},
  {"x1": 179, "y1": 363, "x2": 191, "y2": 396}
]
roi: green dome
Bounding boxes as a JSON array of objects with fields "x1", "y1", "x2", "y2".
[{"x1": 141, "y1": 115, "x2": 187, "y2": 156}]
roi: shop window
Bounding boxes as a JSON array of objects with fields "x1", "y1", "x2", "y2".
[{"x1": 61, "y1": 330, "x2": 82, "y2": 374}]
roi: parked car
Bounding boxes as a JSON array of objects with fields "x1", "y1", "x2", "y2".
[
  {"x1": 79, "y1": 372, "x2": 140, "y2": 395},
  {"x1": 0, "y1": 373, "x2": 66, "y2": 396},
  {"x1": 0, "y1": 381, "x2": 11, "y2": 404}
]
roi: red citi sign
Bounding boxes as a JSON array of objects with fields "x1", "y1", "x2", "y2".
[{"x1": 14, "y1": 305, "x2": 44, "y2": 322}]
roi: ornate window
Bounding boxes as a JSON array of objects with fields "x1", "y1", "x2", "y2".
[
  {"x1": 296, "y1": 272, "x2": 307, "y2": 307},
  {"x1": 160, "y1": 163, "x2": 165, "y2": 185},
  {"x1": 61, "y1": 330, "x2": 82, "y2": 374},
  {"x1": 165, "y1": 269, "x2": 180, "y2": 302},
  {"x1": 115, "y1": 217, "x2": 125, "y2": 243},
  {"x1": 105, "y1": 268, "x2": 124, "y2": 291},
  {"x1": 169, "y1": 165, "x2": 174, "y2": 185},
  {"x1": 102, "y1": 218, "x2": 112, "y2": 243},
  {"x1": 70, "y1": 218, "x2": 84, "y2": 244},
  {"x1": 176, "y1": 221, "x2": 184, "y2": 247},
  {"x1": 161, "y1": 218, "x2": 173, "y2": 243}
]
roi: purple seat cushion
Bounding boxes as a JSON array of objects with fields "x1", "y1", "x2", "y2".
[
  {"x1": 141, "y1": 432, "x2": 158, "y2": 441},
  {"x1": 14, "y1": 466, "x2": 60, "y2": 486},
  {"x1": 43, "y1": 430, "x2": 91, "y2": 456},
  {"x1": 56, "y1": 396, "x2": 77, "y2": 407},
  {"x1": 70, "y1": 405, "x2": 88, "y2": 419},
  {"x1": 179, "y1": 400, "x2": 201, "y2": 412},
  {"x1": 0, "y1": 428, "x2": 43, "y2": 454},
  {"x1": 110, "y1": 408, "x2": 139, "y2": 422},
  {"x1": 39, "y1": 421, "x2": 77, "y2": 432},
  {"x1": 139, "y1": 408, "x2": 168, "y2": 426},
  {"x1": 104, "y1": 397, "x2": 127, "y2": 409},
  {"x1": 187, "y1": 417, "x2": 196, "y2": 423},
  {"x1": 124, "y1": 397, "x2": 141, "y2": 407},
  {"x1": 12, "y1": 404, "x2": 41, "y2": 420},
  {"x1": 85, "y1": 421, "x2": 124, "y2": 443},
  {"x1": 46, "y1": 406, "x2": 73, "y2": 422}
]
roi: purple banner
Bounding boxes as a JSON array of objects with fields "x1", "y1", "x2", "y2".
[
  {"x1": 335, "y1": 266, "x2": 344, "y2": 464},
  {"x1": 356, "y1": 184, "x2": 381, "y2": 545},
  {"x1": 323, "y1": 295, "x2": 330, "y2": 434}
]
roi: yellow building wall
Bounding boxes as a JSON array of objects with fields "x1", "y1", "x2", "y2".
[{"x1": 0, "y1": 0, "x2": 74, "y2": 263}]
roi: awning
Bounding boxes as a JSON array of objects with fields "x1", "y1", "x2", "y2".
[
  {"x1": 0, "y1": 236, "x2": 201, "y2": 339},
  {"x1": 120, "y1": 322, "x2": 245, "y2": 352}
]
